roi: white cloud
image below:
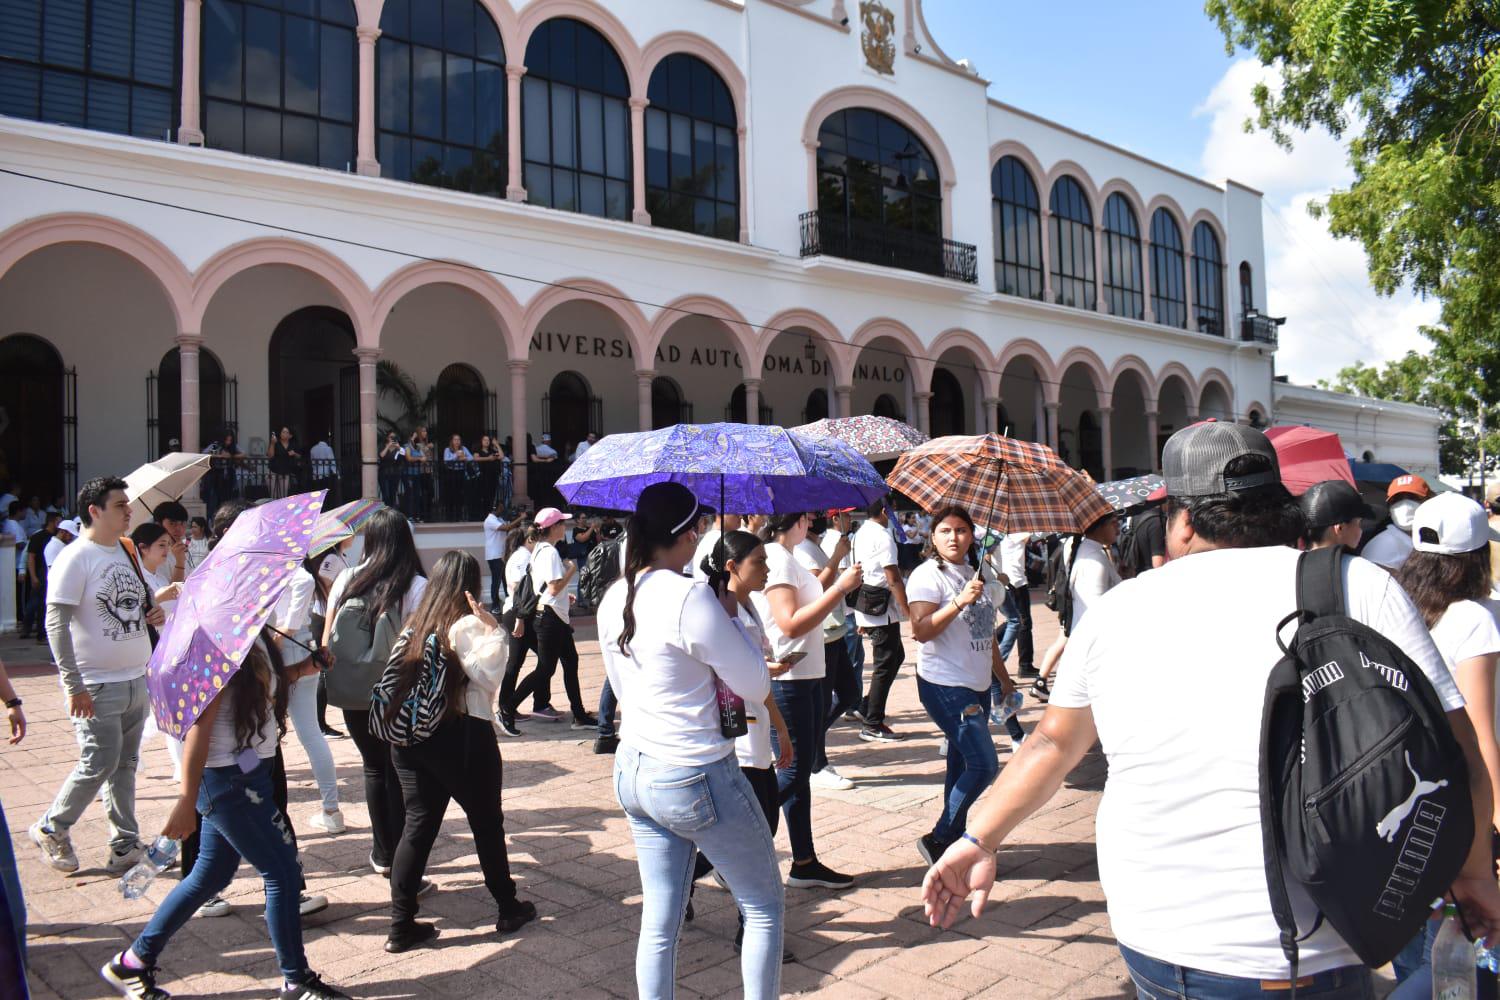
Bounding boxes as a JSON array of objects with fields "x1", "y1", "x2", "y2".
[{"x1": 1196, "y1": 59, "x2": 1437, "y2": 385}]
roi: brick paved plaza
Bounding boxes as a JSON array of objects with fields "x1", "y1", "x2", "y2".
[{"x1": 3, "y1": 600, "x2": 1138, "y2": 999}]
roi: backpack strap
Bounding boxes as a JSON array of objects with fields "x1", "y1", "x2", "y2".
[
  {"x1": 1259, "y1": 657, "x2": 1303, "y2": 996},
  {"x1": 1295, "y1": 545, "x2": 1346, "y2": 622}
]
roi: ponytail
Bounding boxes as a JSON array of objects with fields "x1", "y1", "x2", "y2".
[{"x1": 618, "y1": 516, "x2": 654, "y2": 656}]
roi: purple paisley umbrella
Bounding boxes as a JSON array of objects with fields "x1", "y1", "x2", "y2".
[
  {"x1": 146, "y1": 491, "x2": 325, "y2": 739},
  {"x1": 554, "y1": 422, "x2": 887, "y2": 514}
]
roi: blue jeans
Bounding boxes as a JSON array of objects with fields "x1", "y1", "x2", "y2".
[
  {"x1": 916, "y1": 677, "x2": 999, "y2": 846},
  {"x1": 1389, "y1": 916, "x2": 1441, "y2": 999},
  {"x1": 843, "y1": 628, "x2": 865, "y2": 702},
  {"x1": 598, "y1": 679, "x2": 618, "y2": 738},
  {"x1": 614, "y1": 746, "x2": 782, "y2": 1000},
  {"x1": 772, "y1": 677, "x2": 824, "y2": 861},
  {"x1": 132, "y1": 759, "x2": 308, "y2": 984},
  {"x1": 1120, "y1": 945, "x2": 1374, "y2": 999},
  {"x1": 0, "y1": 798, "x2": 26, "y2": 992}
]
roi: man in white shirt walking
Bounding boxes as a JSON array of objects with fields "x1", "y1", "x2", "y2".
[
  {"x1": 31, "y1": 476, "x2": 164, "y2": 876},
  {"x1": 853, "y1": 499, "x2": 909, "y2": 742},
  {"x1": 922, "y1": 423, "x2": 1500, "y2": 994}
]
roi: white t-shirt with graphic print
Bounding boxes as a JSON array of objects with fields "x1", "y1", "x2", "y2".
[
  {"x1": 45, "y1": 538, "x2": 153, "y2": 685},
  {"x1": 906, "y1": 558, "x2": 996, "y2": 691}
]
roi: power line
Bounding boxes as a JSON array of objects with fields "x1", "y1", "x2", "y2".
[{"x1": 0, "y1": 164, "x2": 1244, "y2": 411}]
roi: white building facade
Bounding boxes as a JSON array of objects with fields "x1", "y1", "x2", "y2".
[
  {"x1": 1272, "y1": 381, "x2": 1443, "y2": 482},
  {"x1": 0, "y1": 0, "x2": 1284, "y2": 510}
]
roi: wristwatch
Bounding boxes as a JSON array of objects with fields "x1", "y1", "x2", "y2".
[{"x1": 4, "y1": 697, "x2": 20, "y2": 709}]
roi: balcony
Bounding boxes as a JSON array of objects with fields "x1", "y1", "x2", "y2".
[
  {"x1": 799, "y1": 211, "x2": 978, "y2": 284},
  {"x1": 1240, "y1": 311, "x2": 1284, "y2": 345}
]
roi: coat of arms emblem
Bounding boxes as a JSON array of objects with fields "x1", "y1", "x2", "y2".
[{"x1": 860, "y1": 1, "x2": 896, "y2": 75}]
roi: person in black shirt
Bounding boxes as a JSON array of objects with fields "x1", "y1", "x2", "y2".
[{"x1": 22, "y1": 512, "x2": 58, "y2": 642}]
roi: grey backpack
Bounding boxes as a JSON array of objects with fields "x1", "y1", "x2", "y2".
[{"x1": 325, "y1": 595, "x2": 403, "y2": 711}]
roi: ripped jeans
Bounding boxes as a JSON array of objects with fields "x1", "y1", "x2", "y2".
[
  {"x1": 131, "y1": 757, "x2": 309, "y2": 984},
  {"x1": 917, "y1": 676, "x2": 999, "y2": 848}
]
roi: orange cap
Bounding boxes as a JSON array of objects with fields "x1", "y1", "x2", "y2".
[{"x1": 1386, "y1": 474, "x2": 1432, "y2": 502}]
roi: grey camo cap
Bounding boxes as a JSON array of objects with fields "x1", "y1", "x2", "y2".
[{"x1": 1162, "y1": 421, "x2": 1282, "y2": 498}]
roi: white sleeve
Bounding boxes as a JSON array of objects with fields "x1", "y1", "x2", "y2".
[
  {"x1": 326, "y1": 566, "x2": 352, "y2": 616},
  {"x1": 874, "y1": 531, "x2": 899, "y2": 569},
  {"x1": 45, "y1": 547, "x2": 83, "y2": 606},
  {"x1": 449, "y1": 615, "x2": 509, "y2": 688},
  {"x1": 1452, "y1": 602, "x2": 1500, "y2": 665},
  {"x1": 1048, "y1": 607, "x2": 1103, "y2": 708},
  {"x1": 1072, "y1": 552, "x2": 1112, "y2": 603},
  {"x1": 905, "y1": 563, "x2": 945, "y2": 606},
  {"x1": 402, "y1": 576, "x2": 428, "y2": 619},
  {"x1": 1360, "y1": 562, "x2": 1465, "y2": 712},
  {"x1": 534, "y1": 546, "x2": 564, "y2": 585},
  {"x1": 276, "y1": 570, "x2": 315, "y2": 634},
  {"x1": 763, "y1": 548, "x2": 797, "y2": 591},
  {"x1": 678, "y1": 583, "x2": 769, "y2": 704}
]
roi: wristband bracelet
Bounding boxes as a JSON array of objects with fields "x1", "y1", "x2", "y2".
[{"x1": 960, "y1": 832, "x2": 992, "y2": 852}]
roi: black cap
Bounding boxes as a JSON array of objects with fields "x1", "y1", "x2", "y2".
[
  {"x1": 1299, "y1": 479, "x2": 1374, "y2": 529},
  {"x1": 636, "y1": 481, "x2": 710, "y2": 537}
]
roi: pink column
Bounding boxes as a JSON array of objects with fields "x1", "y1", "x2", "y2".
[
  {"x1": 636, "y1": 370, "x2": 654, "y2": 431},
  {"x1": 737, "y1": 125, "x2": 749, "y2": 243},
  {"x1": 630, "y1": 98, "x2": 650, "y2": 225},
  {"x1": 913, "y1": 391, "x2": 933, "y2": 435},
  {"x1": 743, "y1": 379, "x2": 762, "y2": 425},
  {"x1": 1044, "y1": 401, "x2": 1061, "y2": 452},
  {"x1": 1098, "y1": 406, "x2": 1114, "y2": 480},
  {"x1": 178, "y1": 333, "x2": 203, "y2": 452},
  {"x1": 356, "y1": 26, "x2": 380, "y2": 176},
  {"x1": 983, "y1": 396, "x2": 1000, "y2": 434},
  {"x1": 1094, "y1": 224, "x2": 1107, "y2": 314},
  {"x1": 508, "y1": 360, "x2": 529, "y2": 501},
  {"x1": 1140, "y1": 235, "x2": 1155, "y2": 323},
  {"x1": 178, "y1": 0, "x2": 204, "y2": 144},
  {"x1": 506, "y1": 65, "x2": 527, "y2": 201},
  {"x1": 1146, "y1": 410, "x2": 1161, "y2": 471},
  {"x1": 834, "y1": 385, "x2": 853, "y2": 419},
  {"x1": 354, "y1": 347, "x2": 381, "y2": 498},
  {"x1": 1040, "y1": 210, "x2": 1054, "y2": 304}
]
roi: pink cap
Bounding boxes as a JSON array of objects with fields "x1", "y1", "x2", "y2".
[{"x1": 533, "y1": 507, "x2": 573, "y2": 530}]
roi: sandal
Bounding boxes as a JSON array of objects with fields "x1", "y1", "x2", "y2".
[{"x1": 1032, "y1": 678, "x2": 1051, "y2": 702}]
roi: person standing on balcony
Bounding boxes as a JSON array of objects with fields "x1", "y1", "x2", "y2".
[{"x1": 267, "y1": 427, "x2": 300, "y2": 500}]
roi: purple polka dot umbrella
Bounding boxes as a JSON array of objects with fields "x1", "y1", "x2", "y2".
[{"x1": 145, "y1": 490, "x2": 326, "y2": 740}]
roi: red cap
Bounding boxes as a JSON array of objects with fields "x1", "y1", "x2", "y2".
[
  {"x1": 1386, "y1": 474, "x2": 1432, "y2": 502},
  {"x1": 1146, "y1": 485, "x2": 1167, "y2": 503}
]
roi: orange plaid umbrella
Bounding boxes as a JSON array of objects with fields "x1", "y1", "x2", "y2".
[{"x1": 887, "y1": 434, "x2": 1114, "y2": 536}]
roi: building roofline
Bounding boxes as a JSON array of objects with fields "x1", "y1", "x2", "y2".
[{"x1": 1272, "y1": 380, "x2": 1444, "y2": 422}]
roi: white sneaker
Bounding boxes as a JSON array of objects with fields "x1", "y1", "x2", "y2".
[
  {"x1": 937, "y1": 737, "x2": 949, "y2": 758},
  {"x1": 197, "y1": 894, "x2": 232, "y2": 918},
  {"x1": 29, "y1": 821, "x2": 78, "y2": 873},
  {"x1": 810, "y1": 766, "x2": 854, "y2": 791},
  {"x1": 305, "y1": 809, "x2": 345, "y2": 834},
  {"x1": 1009, "y1": 733, "x2": 1026, "y2": 752},
  {"x1": 105, "y1": 840, "x2": 148, "y2": 875},
  {"x1": 299, "y1": 893, "x2": 329, "y2": 917}
]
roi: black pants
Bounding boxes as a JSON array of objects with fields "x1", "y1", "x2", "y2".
[
  {"x1": 859, "y1": 623, "x2": 906, "y2": 726},
  {"x1": 390, "y1": 714, "x2": 516, "y2": 928},
  {"x1": 1006, "y1": 583, "x2": 1035, "y2": 672},
  {"x1": 182, "y1": 747, "x2": 301, "y2": 889},
  {"x1": 344, "y1": 708, "x2": 406, "y2": 869},
  {"x1": 514, "y1": 609, "x2": 586, "y2": 719},
  {"x1": 498, "y1": 615, "x2": 537, "y2": 715},
  {"x1": 488, "y1": 558, "x2": 505, "y2": 609}
]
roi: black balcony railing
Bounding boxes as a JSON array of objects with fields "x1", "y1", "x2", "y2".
[
  {"x1": 1240, "y1": 312, "x2": 1283, "y2": 345},
  {"x1": 800, "y1": 210, "x2": 978, "y2": 284}
]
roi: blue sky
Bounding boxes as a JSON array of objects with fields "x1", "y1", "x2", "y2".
[{"x1": 920, "y1": 1, "x2": 1436, "y2": 386}]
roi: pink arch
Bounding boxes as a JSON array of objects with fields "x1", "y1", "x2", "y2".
[
  {"x1": 1043, "y1": 160, "x2": 1102, "y2": 219},
  {"x1": 1245, "y1": 399, "x2": 1269, "y2": 424},
  {"x1": 802, "y1": 87, "x2": 959, "y2": 238},
  {"x1": 371, "y1": 260, "x2": 525, "y2": 359},
  {"x1": 1108, "y1": 354, "x2": 1157, "y2": 399},
  {"x1": 646, "y1": 295, "x2": 758, "y2": 377},
  {"x1": 0, "y1": 214, "x2": 192, "y2": 331},
  {"x1": 1099, "y1": 178, "x2": 1148, "y2": 230},
  {"x1": 1156, "y1": 363, "x2": 1198, "y2": 411},
  {"x1": 1198, "y1": 367, "x2": 1236, "y2": 415},
  {"x1": 1188, "y1": 209, "x2": 1228, "y2": 252},
  {"x1": 929, "y1": 328, "x2": 1000, "y2": 399},
  {"x1": 757, "y1": 308, "x2": 850, "y2": 385},
  {"x1": 1145, "y1": 194, "x2": 1189, "y2": 241},
  {"x1": 521, "y1": 277, "x2": 651, "y2": 364},
  {"x1": 639, "y1": 32, "x2": 746, "y2": 124},
  {"x1": 189, "y1": 238, "x2": 374, "y2": 344},
  {"x1": 517, "y1": 0, "x2": 644, "y2": 97},
  {"x1": 988, "y1": 141, "x2": 1046, "y2": 188},
  {"x1": 997, "y1": 338, "x2": 1056, "y2": 381},
  {"x1": 1055, "y1": 347, "x2": 1110, "y2": 400},
  {"x1": 850, "y1": 317, "x2": 933, "y2": 387}
]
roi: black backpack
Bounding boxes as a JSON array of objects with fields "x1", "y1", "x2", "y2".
[
  {"x1": 1260, "y1": 545, "x2": 1472, "y2": 977},
  {"x1": 577, "y1": 538, "x2": 621, "y2": 610},
  {"x1": 510, "y1": 564, "x2": 540, "y2": 621},
  {"x1": 1043, "y1": 536, "x2": 1081, "y2": 632}
]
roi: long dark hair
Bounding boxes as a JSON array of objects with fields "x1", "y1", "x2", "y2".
[
  {"x1": 383, "y1": 551, "x2": 476, "y2": 723},
  {"x1": 227, "y1": 638, "x2": 289, "y2": 753},
  {"x1": 924, "y1": 505, "x2": 978, "y2": 569},
  {"x1": 342, "y1": 508, "x2": 425, "y2": 623},
  {"x1": 619, "y1": 514, "x2": 695, "y2": 656},
  {"x1": 1397, "y1": 547, "x2": 1493, "y2": 629},
  {"x1": 700, "y1": 529, "x2": 764, "y2": 592}
]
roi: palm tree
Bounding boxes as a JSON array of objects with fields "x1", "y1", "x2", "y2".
[{"x1": 376, "y1": 360, "x2": 434, "y2": 439}]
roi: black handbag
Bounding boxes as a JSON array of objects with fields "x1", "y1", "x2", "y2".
[{"x1": 854, "y1": 584, "x2": 890, "y2": 617}]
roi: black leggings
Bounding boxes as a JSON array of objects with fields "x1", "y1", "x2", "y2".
[
  {"x1": 512, "y1": 609, "x2": 586, "y2": 718},
  {"x1": 498, "y1": 615, "x2": 537, "y2": 715},
  {"x1": 343, "y1": 708, "x2": 406, "y2": 869}
]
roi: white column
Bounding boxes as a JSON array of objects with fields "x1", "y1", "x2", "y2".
[
  {"x1": 1146, "y1": 410, "x2": 1161, "y2": 472},
  {"x1": 509, "y1": 360, "x2": 529, "y2": 501},
  {"x1": 834, "y1": 385, "x2": 853, "y2": 419},
  {"x1": 1044, "y1": 401, "x2": 1061, "y2": 453},
  {"x1": 636, "y1": 370, "x2": 654, "y2": 431},
  {"x1": 506, "y1": 65, "x2": 527, "y2": 201},
  {"x1": 743, "y1": 378, "x2": 762, "y2": 425},
  {"x1": 1099, "y1": 406, "x2": 1114, "y2": 480},
  {"x1": 913, "y1": 391, "x2": 933, "y2": 435},
  {"x1": 178, "y1": 333, "x2": 203, "y2": 453},
  {"x1": 983, "y1": 396, "x2": 1000, "y2": 434},
  {"x1": 630, "y1": 97, "x2": 650, "y2": 225},
  {"x1": 355, "y1": 26, "x2": 380, "y2": 176},
  {"x1": 354, "y1": 347, "x2": 380, "y2": 498},
  {"x1": 178, "y1": 0, "x2": 204, "y2": 145}
]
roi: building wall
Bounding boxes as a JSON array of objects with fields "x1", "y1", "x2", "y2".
[{"x1": 1271, "y1": 382, "x2": 1442, "y2": 480}]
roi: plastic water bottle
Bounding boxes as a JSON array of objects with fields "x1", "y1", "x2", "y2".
[
  {"x1": 994, "y1": 690, "x2": 1025, "y2": 724},
  {"x1": 1433, "y1": 903, "x2": 1477, "y2": 1000},
  {"x1": 120, "y1": 836, "x2": 178, "y2": 900},
  {"x1": 1474, "y1": 939, "x2": 1499, "y2": 975}
]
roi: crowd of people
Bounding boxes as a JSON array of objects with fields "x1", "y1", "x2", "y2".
[{"x1": 5, "y1": 420, "x2": 1500, "y2": 999}]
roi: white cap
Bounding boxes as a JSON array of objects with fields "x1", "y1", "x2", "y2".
[
  {"x1": 1411, "y1": 493, "x2": 1499, "y2": 555},
  {"x1": 57, "y1": 518, "x2": 81, "y2": 536}
]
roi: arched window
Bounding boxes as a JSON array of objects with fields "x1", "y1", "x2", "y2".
[
  {"x1": 645, "y1": 53, "x2": 737, "y2": 240},
  {"x1": 0, "y1": 333, "x2": 68, "y2": 500},
  {"x1": 522, "y1": 18, "x2": 630, "y2": 220},
  {"x1": 1150, "y1": 208, "x2": 1186, "y2": 329},
  {"x1": 202, "y1": 0, "x2": 356, "y2": 169},
  {"x1": 1048, "y1": 176, "x2": 1095, "y2": 310},
  {"x1": 816, "y1": 108, "x2": 942, "y2": 268},
  {"x1": 377, "y1": 0, "x2": 505, "y2": 195},
  {"x1": 1102, "y1": 193, "x2": 1143, "y2": 320},
  {"x1": 1239, "y1": 261, "x2": 1253, "y2": 315},
  {"x1": 0, "y1": 0, "x2": 179, "y2": 139},
  {"x1": 930, "y1": 368, "x2": 965, "y2": 438},
  {"x1": 991, "y1": 155, "x2": 1043, "y2": 300},
  {"x1": 803, "y1": 388, "x2": 828, "y2": 423},
  {"x1": 1192, "y1": 221, "x2": 1225, "y2": 336},
  {"x1": 651, "y1": 376, "x2": 688, "y2": 428},
  {"x1": 433, "y1": 362, "x2": 487, "y2": 445},
  {"x1": 872, "y1": 393, "x2": 903, "y2": 422}
]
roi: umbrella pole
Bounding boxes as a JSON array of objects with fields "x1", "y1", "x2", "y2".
[{"x1": 979, "y1": 461, "x2": 1003, "y2": 583}]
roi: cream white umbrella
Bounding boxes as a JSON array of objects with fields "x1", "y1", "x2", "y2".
[{"x1": 125, "y1": 452, "x2": 212, "y2": 522}]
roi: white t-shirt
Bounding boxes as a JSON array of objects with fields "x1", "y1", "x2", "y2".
[
  {"x1": 906, "y1": 558, "x2": 996, "y2": 691},
  {"x1": 573, "y1": 440, "x2": 592, "y2": 461},
  {"x1": 483, "y1": 514, "x2": 507, "y2": 561},
  {"x1": 1361, "y1": 523, "x2": 1414, "y2": 570},
  {"x1": 531, "y1": 542, "x2": 570, "y2": 623},
  {"x1": 1049, "y1": 546, "x2": 1464, "y2": 978},
  {"x1": 999, "y1": 533, "x2": 1030, "y2": 588},
  {"x1": 502, "y1": 546, "x2": 532, "y2": 614},
  {"x1": 272, "y1": 567, "x2": 317, "y2": 650},
  {"x1": 796, "y1": 536, "x2": 847, "y2": 640},
  {"x1": 46, "y1": 538, "x2": 153, "y2": 685},
  {"x1": 691, "y1": 529, "x2": 721, "y2": 583},
  {"x1": 4, "y1": 519, "x2": 25, "y2": 573},
  {"x1": 144, "y1": 562, "x2": 177, "y2": 621},
  {"x1": 853, "y1": 519, "x2": 903, "y2": 627},
  {"x1": 535, "y1": 443, "x2": 558, "y2": 460},
  {"x1": 750, "y1": 542, "x2": 827, "y2": 681},
  {"x1": 821, "y1": 528, "x2": 851, "y2": 570},
  {"x1": 734, "y1": 602, "x2": 775, "y2": 770},
  {"x1": 204, "y1": 643, "x2": 280, "y2": 767},
  {"x1": 597, "y1": 569, "x2": 769, "y2": 767},
  {"x1": 1429, "y1": 600, "x2": 1500, "y2": 733},
  {"x1": 1069, "y1": 536, "x2": 1121, "y2": 628},
  {"x1": 327, "y1": 563, "x2": 428, "y2": 626},
  {"x1": 44, "y1": 535, "x2": 68, "y2": 567}
]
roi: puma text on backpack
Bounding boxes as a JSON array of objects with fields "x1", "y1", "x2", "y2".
[
  {"x1": 325, "y1": 595, "x2": 404, "y2": 711},
  {"x1": 577, "y1": 538, "x2": 621, "y2": 611},
  {"x1": 368, "y1": 630, "x2": 450, "y2": 747},
  {"x1": 1260, "y1": 545, "x2": 1472, "y2": 976}
]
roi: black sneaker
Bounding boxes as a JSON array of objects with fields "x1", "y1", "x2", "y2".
[
  {"x1": 384, "y1": 921, "x2": 439, "y2": 954},
  {"x1": 593, "y1": 734, "x2": 619, "y2": 754},
  {"x1": 279, "y1": 973, "x2": 352, "y2": 999},
  {"x1": 1018, "y1": 666, "x2": 1040, "y2": 678},
  {"x1": 917, "y1": 833, "x2": 943, "y2": 867},
  {"x1": 495, "y1": 712, "x2": 521, "y2": 738},
  {"x1": 858, "y1": 724, "x2": 903, "y2": 743},
  {"x1": 496, "y1": 898, "x2": 537, "y2": 934},
  {"x1": 571, "y1": 712, "x2": 599, "y2": 731},
  {"x1": 786, "y1": 858, "x2": 854, "y2": 889},
  {"x1": 101, "y1": 953, "x2": 170, "y2": 999},
  {"x1": 319, "y1": 725, "x2": 345, "y2": 739},
  {"x1": 733, "y1": 927, "x2": 796, "y2": 964}
]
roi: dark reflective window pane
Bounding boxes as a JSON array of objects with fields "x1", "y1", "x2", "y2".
[
  {"x1": 445, "y1": 54, "x2": 474, "y2": 145},
  {"x1": 411, "y1": 45, "x2": 441, "y2": 139},
  {"x1": 320, "y1": 23, "x2": 352, "y2": 120},
  {"x1": 410, "y1": 0, "x2": 440, "y2": 47},
  {"x1": 644, "y1": 54, "x2": 737, "y2": 238},
  {"x1": 204, "y1": 98, "x2": 242, "y2": 151},
  {"x1": 578, "y1": 89, "x2": 603, "y2": 174},
  {"x1": 90, "y1": 0, "x2": 132, "y2": 77},
  {"x1": 522, "y1": 75, "x2": 548, "y2": 160},
  {"x1": 0, "y1": 0, "x2": 42, "y2": 62},
  {"x1": 0, "y1": 62, "x2": 40, "y2": 118},
  {"x1": 524, "y1": 161, "x2": 550, "y2": 203},
  {"x1": 40, "y1": 68, "x2": 83, "y2": 123},
  {"x1": 244, "y1": 105, "x2": 280, "y2": 158},
  {"x1": 645, "y1": 107, "x2": 668, "y2": 187},
  {"x1": 283, "y1": 15, "x2": 318, "y2": 115},
  {"x1": 42, "y1": 0, "x2": 85, "y2": 69},
  {"x1": 135, "y1": 0, "x2": 177, "y2": 87},
  {"x1": 204, "y1": 0, "x2": 242, "y2": 99},
  {"x1": 320, "y1": 0, "x2": 353, "y2": 25},
  {"x1": 475, "y1": 13, "x2": 501, "y2": 63},
  {"x1": 443, "y1": 0, "x2": 473, "y2": 55},
  {"x1": 318, "y1": 120, "x2": 349, "y2": 168},
  {"x1": 283, "y1": 112, "x2": 317, "y2": 164},
  {"x1": 474, "y1": 59, "x2": 502, "y2": 148},
  {"x1": 85, "y1": 76, "x2": 128, "y2": 132},
  {"x1": 378, "y1": 37, "x2": 407, "y2": 131},
  {"x1": 244, "y1": 5, "x2": 281, "y2": 107}
]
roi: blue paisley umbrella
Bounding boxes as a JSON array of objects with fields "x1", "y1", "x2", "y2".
[{"x1": 554, "y1": 422, "x2": 887, "y2": 514}]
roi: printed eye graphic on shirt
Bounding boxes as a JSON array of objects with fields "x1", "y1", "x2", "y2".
[{"x1": 96, "y1": 564, "x2": 148, "y2": 640}]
